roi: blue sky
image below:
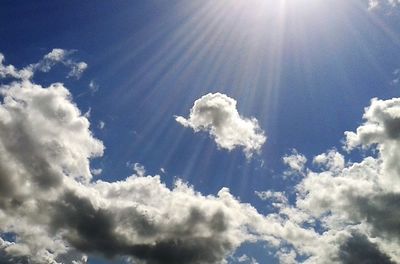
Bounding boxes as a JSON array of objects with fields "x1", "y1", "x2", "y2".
[{"x1": 1, "y1": 1, "x2": 400, "y2": 263}]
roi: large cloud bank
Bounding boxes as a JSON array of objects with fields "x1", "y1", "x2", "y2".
[
  {"x1": 1, "y1": 50, "x2": 400, "y2": 264},
  {"x1": 175, "y1": 93, "x2": 266, "y2": 158},
  {"x1": 0, "y1": 51, "x2": 281, "y2": 264}
]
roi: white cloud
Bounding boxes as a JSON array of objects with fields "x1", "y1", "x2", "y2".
[
  {"x1": 275, "y1": 249, "x2": 297, "y2": 264},
  {"x1": 0, "y1": 49, "x2": 87, "y2": 81},
  {"x1": 98, "y1": 121, "x2": 105, "y2": 130},
  {"x1": 236, "y1": 254, "x2": 259, "y2": 264},
  {"x1": 312, "y1": 149, "x2": 345, "y2": 172},
  {"x1": 282, "y1": 149, "x2": 307, "y2": 177},
  {"x1": 90, "y1": 168, "x2": 103, "y2": 176},
  {"x1": 175, "y1": 93, "x2": 266, "y2": 158},
  {"x1": 0, "y1": 52, "x2": 279, "y2": 264},
  {"x1": 390, "y1": 69, "x2": 400, "y2": 86},
  {"x1": 255, "y1": 191, "x2": 288, "y2": 209},
  {"x1": 3, "y1": 50, "x2": 400, "y2": 264},
  {"x1": 254, "y1": 97, "x2": 400, "y2": 263}
]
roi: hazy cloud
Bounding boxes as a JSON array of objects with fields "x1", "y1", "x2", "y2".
[{"x1": 0, "y1": 49, "x2": 87, "y2": 80}]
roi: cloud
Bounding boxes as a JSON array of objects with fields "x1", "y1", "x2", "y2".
[
  {"x1": 312, "y1": 149, "x2": 345, "y2": 172},
  {"x1": 255, "y1": 191, "x2": 288, "y2": 210},
  {"x1": 176, "y1": 93, "x2": 266, "y2": 158},
  {"x1": 275, "y1": 248, "x2": 297, "y2": 264},
  {"x1": 98, "y1": 121, "x2": 105, "y2": 130},
  {"x1": 0, "y1": 49, "x2": 87, "y2": 80},
  {"x1": 338, "y1": 233, "x2": 394, "y2": 264},
  {"x1": 0, "y1": 52, "x2": 278, "y2": 264},
  {"x1": 282, "y1": 149, "x2": 307, "y2": 177},
  {"x1": 367, "y1": 0, "x2": 400, "y2": 12},
  {"x1": 235, "y1": 254, "x2": 259, "y2": 264},
  {"x1": 4, "y1": 50, "x2": 400, "y2": 264},
  {"x1": 89, "y1": 80, "x2": 99, "y2": 94},
  {"x1": 255, "y1": 97, "x2": 400, "y2": 263}
]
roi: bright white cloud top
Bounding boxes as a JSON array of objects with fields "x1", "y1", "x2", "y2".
[{"x1": 175, "y1": 93, "x2": 266, "y2": 158}]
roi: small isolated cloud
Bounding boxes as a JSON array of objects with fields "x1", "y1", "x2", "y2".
[
  {"x1": 282, "y1": 149, "x2": 307, "y2": 177},
  {"x1": 98, "y1": 121, "x2": 105, "y2": 130},
  {"x1": 133, "y1": 162, "x2": 146, "y2": 176},
  {"x1": 89, "y1": 80, "x2": 99, "y2": 94},
  {"x1": 236, "y1": 254, "x2": 259, "y2": 264},
  {"x1": 175, "y1": 93, "x2": 266, "y2": 158},
  {"x1": 90, "y1": 168, "x2": 102, "y2": 176},
  {"x1": 390, "y1": 68, "x2": 400, "y2": 86}
]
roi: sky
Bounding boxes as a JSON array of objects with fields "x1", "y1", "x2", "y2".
[{"x1": 1, "y1": 0, "x2": 400, "y2": 263}]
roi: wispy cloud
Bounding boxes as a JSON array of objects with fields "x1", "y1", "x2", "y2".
[
  {"x1": 368, "y1": 0, "x2": 400, "y2": 11},
  {"x1": 0, "y1": 49, "x2": 87, "y2": 80}
]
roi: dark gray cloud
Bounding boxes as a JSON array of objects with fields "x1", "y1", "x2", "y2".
[
  {"x1": 352, "y1": 193, "x2": 400, "y2": 241},
  {"x1": 339, "y1": 233, "x2": 394, "y2": 264},
  {"x1": 48, "y1": 190, "x2": 236, "y2": 264},
  {"x1": 0, "y1": 252, "x2": 30, "y2": 264}
]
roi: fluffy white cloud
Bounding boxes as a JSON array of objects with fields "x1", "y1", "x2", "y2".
[
  {"x1": 260, "y1": 97, "x2": 400, "y2": 263},
  {"x1": 312, "y1": 149, "x2": 345, "y2": 172},
  {"x1": 282, "y1": 149, "x2": 307, "y2": 177},
  {"x1": 176, "y1": 93, "x2": 266, "y2": 158},
  {"x1": 0, "y1": 52, "x2": 279, "y2": 264},
  {"x1": 3, "y1": 50, "x2": 400, "y2": 264}
]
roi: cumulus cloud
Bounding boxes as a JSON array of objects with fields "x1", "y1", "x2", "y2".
[
  {"x1": 255, "y1": 97, "x2": 400, "y2": 263},
  {"x1": 175, "y1": 93, "x2": 266, "y2": 158},
  {"x1": 282, "y1": 149, "x2": 307, "y2": 177},
  {"x1": 339, "y1": 232, "x2": 395, "y2": 264},
  {"x1": 4, "y1": 50, "x2": 400, "y2": 264},
  {"x1": 0, "y1": 52, "x2": 279, "y2": 264}
]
